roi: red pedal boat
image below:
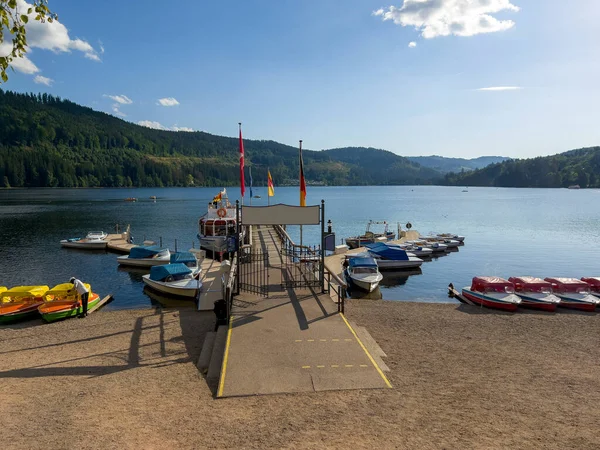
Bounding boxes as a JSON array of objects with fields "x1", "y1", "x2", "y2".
[{"x1": 462, "y1": 277, "x2": 521, "y2": 312}]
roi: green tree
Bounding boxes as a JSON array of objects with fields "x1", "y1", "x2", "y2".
[
  {"x1": 0, "y1": 0, "x2": 57, "y2": 82},
  {"x1": 2, "y1": 175, "x2": 9, "y2": 187}
]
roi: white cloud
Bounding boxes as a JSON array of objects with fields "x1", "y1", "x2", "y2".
[
  {"x1": 157, "y1": 97, "x2": 180, "y2": 107},
  {"x1": 138, "y1": 121, "x2": 194, "y2": 132},
  {"x1": 408, "y1": 41, "x2": 417, "y2": 48},
  {"x1": 476, "y1": 86, "x2": 522, "y2": 91},
  {"x1": 99, "y1": 40, "x2": 105, "y2": 54},
  {"x1": 33, "y1": 75, "x2": 53, "y2": 86},
  {"x1": 104, "y1": 94, "x2": 133, "y2": 105},
  {"x1": 0, "y1": 42, "x2": 39, "y2": 74},
  {"x1": 373, "y1": 0, "x2": 520, "y2": 39},
  {"x1": 15, "y1": 0, "x2": 101, "y2": 61},
  {"x1": 112, "y1": 106, "x2": 127, "y2": 117}
]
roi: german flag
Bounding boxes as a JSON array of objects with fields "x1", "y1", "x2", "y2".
[{"x1": 299, "y1": 140, "x2": 306, "y2": 206}]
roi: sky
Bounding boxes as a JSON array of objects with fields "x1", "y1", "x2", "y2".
[{"x1": 2, "y1": 0, "x2": 600, "y2": 159}]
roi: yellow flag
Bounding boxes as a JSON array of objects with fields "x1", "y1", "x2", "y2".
[{"x1": 267, "y1": 170, "x2": 275, "y2": 197}]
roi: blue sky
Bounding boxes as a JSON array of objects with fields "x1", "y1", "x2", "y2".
[{"x1": 3, "y1": 0, "x2": 600, "y2": 158}]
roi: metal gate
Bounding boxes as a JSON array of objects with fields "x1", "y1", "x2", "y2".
[
  {"x1": 280, "y1": 243, "x2": 322, "y2": 289},
  {"x1": 239, "y1": 247, "x2": 269, "y2": 297}
]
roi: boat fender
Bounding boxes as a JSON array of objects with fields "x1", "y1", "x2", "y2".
[
  {"x1": 166, "y1": 275, "x2": 174, "y2": 282},
  {"x1": 217, "y1": 207, "x2": 227, "y2": 218}
]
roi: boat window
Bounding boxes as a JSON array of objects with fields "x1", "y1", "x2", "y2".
[
  {"x1": 576, "y1": 287, "x2": 590, "y2": 294},
  {"x1": 353, "y1": 267, "x2": 377, "y2": 274},
  {"x1": 504, "y1": 286, "x2": 515, "y2": 294},
  {"x1": 540, "y1": 286, "x2": 551, "y2": 293}
]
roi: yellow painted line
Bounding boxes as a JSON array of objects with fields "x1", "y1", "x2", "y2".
[
  {"x1": 316, "y1": 365, "x2": 325, "y2": 368},
  {"x1": 216, "y1": 318, "x2": 234, "y2": 397},
  {"x1": 302, "y1": 365, "x2": 311, "y2": 369},
  {"x1": 320, "y1": 339, "x2": 327, "y2": 342},
  {"x1": 340, "y1": 313, "x2": 393, "y2": 389},
  {"x1": 345, "y1": 364, "x2": 354, "y2": 368},
  {"x1": 344, "y1": 339, "x2": 353, "y2": 342},
  {"x1": 360, "y1": 364, "x2": 368, "y2": 368},
  {"x1": 331, "y1": 365, "x2": 339, "y2": 368},
  {"x1": 295, "y1": 339, "x2": 302, "y2": 342},
  {"x1": 332, "y1": 339, "x2": 340, "y2": 342},
  {"x1": 307, "y1": 339, "x2": 315, "y2": 342}
]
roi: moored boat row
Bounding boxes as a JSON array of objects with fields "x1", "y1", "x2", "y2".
[{"x1": 458, "y1": 276, "x2": 600, "y2": 312}]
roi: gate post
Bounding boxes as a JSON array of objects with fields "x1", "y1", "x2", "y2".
[
  {"x1": 320, "y1": 199, "x2": 325, "y2": 293},
  {"x1": 236, "y1": 200, "x2": 240, "y2": 295}
]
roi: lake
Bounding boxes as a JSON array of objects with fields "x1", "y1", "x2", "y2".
[{"x1": 1, "y1": 186, "x2": 599, "y2": 309}]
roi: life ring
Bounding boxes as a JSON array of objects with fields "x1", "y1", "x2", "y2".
[
  {"x1": 217, "y1": 207, "x2": 227, "y2": 218},
  {"x1": 406, "y1": 222, "x2": 412, "y2": 229}
]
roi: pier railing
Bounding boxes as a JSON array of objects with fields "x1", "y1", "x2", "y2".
[
  {"x1": 274, "y1": 225, "x2": 323, "y2": 290},
  {"x1": 223, "y1": 252, "x2": 238, "y2": 323},
  {"x1": 324, "y1": 265, "x2": 347, "y2": 314}
]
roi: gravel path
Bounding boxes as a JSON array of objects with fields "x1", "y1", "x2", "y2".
[{"x1": 1, "y1": 301, "x2": 599, "y2": 449}]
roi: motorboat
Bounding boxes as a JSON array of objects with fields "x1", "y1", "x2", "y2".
[
  {"x1": 581, "y1": 277, "x2": 600, "y2": 297},
  {"x1": 462, "y1": 277, "x2": 521, "y2": 311},
  {"x1": 437, "y1": 233, "x2": 465, "y2": 243},
  {"x1": 343, "y1": 257, "x2": 383, "y2": 292},
  {"x1": 544, "y1": 278, "x2": 599, "y2": 312},
  {"x1": 38, "y1": 283, "x2": 101, "y2": 322},
  {"x1": 198, "y1": 188, "x2": 241, "y2": 253},
  {"x1": 390, "y1": 243, "x2": 433, "y2": 258},
  {"x1": 60, "y1": 231, "x2": 108, "y2": 249},
  {"x1": 170, "y1": 251, "x2": 202, "y2": 277},
  {"x1": 508, "y1": 276, "x2": 561, "y2": 312},
  {"x1": 0, "y1": 285, "x2": 49, "y2": 323},
  {"x1": 408, "y1": 239, "x2": 448, "y2": 253},
  {"x1": 419, "y1": 236, "x2": 461, "y2": 248},
  {"x1": 362, "y1": 243, "x2": 423, "y2": 270},
  {"x1": 117, "y1": 245, "x2": 171, "y2": 267},
  {"x1": 345, "y1": 220, "x2": 396, "y2": 249},
  {"x1": 142, "y1": 263, "x2": 202, "y2": 298}
]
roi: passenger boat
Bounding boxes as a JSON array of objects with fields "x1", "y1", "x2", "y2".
[
  {"x1": 0, "y1": 286, "x2": 49, "y2": 323},
  {"x1": 117, "y1": 245, "x2": 171, "y2": 267},
  {"x1": 169, "y1": 251, "x2": 202, "y2": 277},
  {"x1": 142, "y1": 263, "x2": 202, "y2": 298},
  {"x1": 39, "y1": 283, "x2": 101, "y2": 322},
  {"x1": 345, "y1": 221, "x2": 395, "y2": 249},
  {"x1": 508, "y1": 276, "x2": 561, "y2": 312},
  {"x1": 198, "y1": 189, "x2": 240, "y2": 253},
  {"x1": 343, "y1": 257, "x2": 383, "y2": 292},
  {"x1": 60, "y1": 231, "x2": 108, "y2": 249},
  {"x1": 544, "y1": 278, "x2": 599, "y2": 312},
  {"x1": 362, "y1": 243, "x2": 424, "y2": 269},
  {"x1": 462, "y1": 277, "x2": 522, "y2": 311},
  {"x1": 581, "y1": 277, "x2": 600, "y2": 297}
]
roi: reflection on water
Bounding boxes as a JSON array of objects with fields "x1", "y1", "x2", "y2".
[
  {"x1": 143, "y1": 287, "x2": 196, "y2": 309},
  {"x1": 347, "y1": 286, "x2": 383, "y2": 300},
  {"x1": 379, "y1": 269, "x2": 423, "y2": 287}
]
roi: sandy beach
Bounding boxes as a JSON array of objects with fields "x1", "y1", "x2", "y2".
[{"x1": 1, "y1": 301, "x2": 599, "y2": 449}]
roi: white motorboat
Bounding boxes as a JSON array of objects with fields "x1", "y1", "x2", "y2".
[
  {"x1": 393, "y1": 243, "x2": 433, "y2": 258},
  {"x1": 60, "y1": 231, "x2": 108, "y2": 249},
  {"x1": 362, "y1": 243, "x2": 424, "y2": 269},
  {"x1": 142, "y1": 263, "x2": 202, "y2": 298},
  {"x1": 408, "y1": 239, "x2": 448, "y2": 253},
  {"x1": 343, "y1": 257, "x2": 383, "y2": 292},
  {"x1": 345, "y1": 220, "x2": 396, "y2": 249},
  {"x1": 419, "y1": 236, "x2": 460, "y2": 248},
  {"x1": 169, "y1": 251, "x2": 201, "y2": 277},
  {"x1": 436, "y1": 233, "x2": 465, "y2": 242},
  {"x1": 117, "y1": 245, "x2": 171, "y2": 267}
]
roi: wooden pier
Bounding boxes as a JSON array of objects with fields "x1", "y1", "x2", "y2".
[
  {"x1": 106, "y1": 225, "x2": 136, "y2": 253},
  {"x1": 215, "y1": 225, "x2": 392, "y2": 398}
]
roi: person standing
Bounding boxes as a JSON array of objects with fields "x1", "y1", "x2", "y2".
[{"x1": 70, "y1": 277, "x2": 89, "y2": 318}]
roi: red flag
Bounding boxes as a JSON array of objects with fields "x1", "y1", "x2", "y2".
[
  {"x1": 239, "y1": 123, "x2": 245, "y2": 198},
  {"x1": 299, "y1": 140, "x2": 306, "y2": 206}
]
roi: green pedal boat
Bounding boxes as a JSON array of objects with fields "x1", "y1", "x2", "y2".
[
  {"x1": 39, "y1": 283, "x2": 101, "y2": 323},
  {"x1": 0, "y1": 286, "x2": 49, "y2": 324}
]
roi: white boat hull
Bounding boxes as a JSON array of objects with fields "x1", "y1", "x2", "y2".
[
  {"x1": 372, "y1": 258, "x2": 423, "y2": 270},
  {"x1": 117, "y1": 255, "x2": 171, "y2": 267},
  {"x1": 345, "y1": 271, "x2": 383, "y2": 292},
  {"x1": 142, "y1": 276, "x2": 201, "y2": 298},
  {"x1": 61, "y1": 240, "x2": 107, "y2": 249}
]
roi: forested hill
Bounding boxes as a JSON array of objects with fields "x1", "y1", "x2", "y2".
[
  {"x1": 444, "y1": 147, "x2": 600, "y2": 188},
  {"x1": 407, "y1": 155, "x2": 510, "y2": 173},
  {"x1": 0, "y1": 89, "x2": 443, "y2": 188}
]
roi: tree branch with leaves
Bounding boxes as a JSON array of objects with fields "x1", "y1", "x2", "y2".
[{"x1": 0, "y1": 0, "x2": 57, "y2": 82}]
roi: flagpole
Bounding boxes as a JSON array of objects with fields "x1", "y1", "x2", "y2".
[
  {"x1": 249, "y1": 166, "x2": 252, "y2": 206},
  {"x1": 299, "y1": 139, "x2": 303, "y2": 248},
  {"x1": 239, "y1": 122, "x2": 244, "y2": 206}
]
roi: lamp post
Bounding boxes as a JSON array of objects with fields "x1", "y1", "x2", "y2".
[{"x1": 327, "y1": 219, "x2": 332, "y2": 234}]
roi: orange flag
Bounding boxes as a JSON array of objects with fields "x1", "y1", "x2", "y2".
[
  {"x1": 267, "y1": 169, "x2": 275, "y2": 197},
  {"x1": 299, "y1": 140, "x2": 306, "y2": 206}
]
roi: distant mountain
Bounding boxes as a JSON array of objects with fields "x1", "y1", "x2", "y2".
[
  {"x1": 0, "y1": 89, "x2": 443, "y2": 188},
  {"x1": 443, "y1": 147, "x2": 600, "y2": 188},
  {"x1": 407, "y1": 155, "x2": 511, "y2": 174}
]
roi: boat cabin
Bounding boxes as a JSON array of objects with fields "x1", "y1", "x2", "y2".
[
  {"x1": 150, "y1": 264, "x2": 193, "y2": 283},
  {"x1": 471, "y1": 277, "x2": 515, "y2": 293},
  {"x1": 581, "y1": 277, "x2": 600, "y2": 293},
  {"x1": 347, "y1": 257, "x2": 379, "y2": 274},
  {"x1": 199, "y1": 218, "x2": 237, "y2": 238},
  {"x1": 508, "y1": 277, "x2": 553, "y2": 293},
  {"x1": 544, "y1": 277, "x2": 591, "y2": 294}
]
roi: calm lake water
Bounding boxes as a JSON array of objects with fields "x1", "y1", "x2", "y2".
[{"x1": 1, "y1": 186, "x2": 599, "y2": 309}]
